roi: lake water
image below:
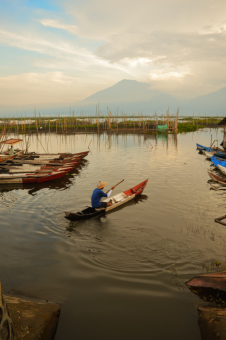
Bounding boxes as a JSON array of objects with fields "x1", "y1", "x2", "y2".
[{"x1": 0, "y1": 129, "x2": 225, "y2": 340}]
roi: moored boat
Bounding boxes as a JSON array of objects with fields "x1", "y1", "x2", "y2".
[
  {"x1": 217, "y1": 164, "x2": 226, "y2": 176},
  {"x1": 203, "y1": 151, "x2": 214, "y2": 159},
  {"x1": 65, "y1": 179, "x2": 148, "y2": 221},
  {"x1": 1, "y1": 159, "x2": 79, "y2": 167},
  {"x1": 196, "y1": 143, "x2": 226, "y2": 158},
  {"x1": 214, "y1": 151, "x2": 226, "y2": 158},
  {"x1": 208, "y1": 172, "x2": 226, "y2": 186},
  {"x1": 0, "y1": 165, "x2": 74, "y2": 175},
  {"x1": 211, "y1": 156, "x2": 226, "y2": 168},
  {"x1": 0, "y1": 170, "x2": 68, "y2": 184},
  {"x1": 196, "y1": 143, "x2": 216, "y2": 152},
  {"x1": 25, "y1": 151, "x2": 89, "y2": 158}
]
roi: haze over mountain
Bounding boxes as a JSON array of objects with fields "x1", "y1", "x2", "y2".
[
  {"x1": 75, "y1": 79, "x2": 226, "y2": 116},
  {"x1": 0, "y1": 79, "x2": 226, "y2": 117}
]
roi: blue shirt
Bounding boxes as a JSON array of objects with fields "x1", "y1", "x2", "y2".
[{"x1": 91, "y1": 188, "x2": 108, "y2": 208}]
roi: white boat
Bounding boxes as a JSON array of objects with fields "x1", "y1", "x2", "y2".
[
  {"x1": 217, "y1": 164, "x2": 226, "y2": 176},
  {"x1": 204, "y1": 151, "x2": 214, "y2": 159}
]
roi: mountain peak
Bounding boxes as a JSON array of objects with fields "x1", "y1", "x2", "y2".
[{"x1": 79, "y1": 79, "x2": 159, "y2": 105}]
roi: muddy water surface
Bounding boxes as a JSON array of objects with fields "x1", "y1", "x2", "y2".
[{"x1": 0, "y1": 130, "x2": 225, "y2": 340}]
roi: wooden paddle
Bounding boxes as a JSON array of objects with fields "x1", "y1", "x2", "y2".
[{"x1": 106, "y1": 179, "x2": 124, "y2": 193}]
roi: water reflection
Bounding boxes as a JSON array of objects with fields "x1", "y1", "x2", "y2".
[
  {"x1": 7, "y1": 131, "x2": 179, "y2": 154},
  {"x1": 3, "y1": 130, "x2": 221, "y2": 340}
]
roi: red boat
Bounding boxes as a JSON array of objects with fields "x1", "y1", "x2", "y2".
[
  {"x1": 23, "y1": 171, "x2": 68, "y2": 184},
  {"x1": 0, "y1": 170, "x2": 68, "y2": 184},
  {"x1": 208, "y1": 172, "x2": 226, "y2": 186},
  {"x1": 30, "y1": 151, "x2": 89, "y2": 158}
]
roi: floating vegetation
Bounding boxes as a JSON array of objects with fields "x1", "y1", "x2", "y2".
[{"x1": 188, "y1": 286, "x2": 226, "y2": 306}]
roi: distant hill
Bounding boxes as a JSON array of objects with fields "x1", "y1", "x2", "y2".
[
  {"x1": 75, "y1": 80, "x2": 226, "y2": 116},
  {"x1": 79, "y1": 79, "x2": 161, "y2": 104},
  {"x1": 0, "y1": 80, "x2": 226, "y2": 117},
  {"x1": 76, "y1": 79, "x2": 179, "y2": 115},
  {"x1": 182, "y1": 87, "x2": 226, "y2": 115}
]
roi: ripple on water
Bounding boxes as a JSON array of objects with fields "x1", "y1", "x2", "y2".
[{"x1": 1, "y1": 131, "x2": 225, "y2": 340}]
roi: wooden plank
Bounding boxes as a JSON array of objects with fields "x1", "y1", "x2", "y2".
[
  {"x1": 11, "y1": 160, "x2": 64, "y2": 166},
  {"x1": 0, "y1": 178, "x2": 23, "y2": 183},
  {"x1": 0, "y1": 173, "x2": 51, "y2": 179},
  {"x1": 8, "y1": 170, "x2": 51, "y2": 173}
]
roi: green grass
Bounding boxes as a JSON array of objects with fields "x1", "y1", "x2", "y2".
[{"x1": 177, "y1": 123, "x2": 204, "y2": 133}]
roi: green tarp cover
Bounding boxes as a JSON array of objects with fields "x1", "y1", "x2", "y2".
[{"x1": 158, "y1": 124, "x2": 168, "y2": 132}]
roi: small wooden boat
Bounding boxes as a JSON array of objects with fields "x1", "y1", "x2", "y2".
[
  {"x1": 25, "y1": 151, "x2": 89, "y2": 158},
  {"x1": 208, "y1": 172, "x2": 226, "y2": 186},
  {"x1": 0, "y1": 170, "x2": 68, "y2": 184},
  {"x1": 0, "y1": 166, "x2": 74, "y2": 175},
  {"x1": 18, "y1": 154, "x2": 87, "y2": 162},
  {"x1": 196, "y1": 144, "x2": 226, "y2": 157},
  {"x1": 214, "y1": 151, "x2": 226, "y2": 158},
  {"x1": 196, "y1": 143, "x2": 216, "y2": 152},
  {"x1": 5, "y1": 159, "x2": 79, "y2": 167},
  {"x1": 0, "y1": 162, "x2": 74, "y2": 170},
  {"x1": 217, "y1": 164, "x2": 226, "y2": 176},
  {"x1": 203, "y1": 151, "x2": 214, "y2": 159},
  {"x1": 211, "y1": 156, "x2": 226, "y2": 168},
  {"x1": 65, "y1": 179, "x2": 148, "y2": 221}
]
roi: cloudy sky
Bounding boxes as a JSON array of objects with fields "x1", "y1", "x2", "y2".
[{"x1": 0, "y1": 0, "x2": 225, "y2": 108}]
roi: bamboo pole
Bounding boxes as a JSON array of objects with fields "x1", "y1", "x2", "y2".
[{"x1": 36, "y1": 120, "x2": 38, "y2": 134}]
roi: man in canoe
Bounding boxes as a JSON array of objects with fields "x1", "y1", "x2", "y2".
[{"x1": 91, "y1": 181, "x2": 115, "y2": 209}]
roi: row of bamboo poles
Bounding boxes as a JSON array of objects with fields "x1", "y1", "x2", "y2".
[{"x1": 0, "y1": 109, "x2": 222, "y2": 135}]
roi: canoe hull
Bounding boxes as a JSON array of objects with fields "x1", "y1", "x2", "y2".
[
  {"x1": 65, "y1": 207, "x2": 105, "y2": 221},
  {"x1": 208, "y1": 172, "x2": 226, "y2": 186},
  {"x1": 0, "y1": 170, "x2": 67, "y2": 184}
]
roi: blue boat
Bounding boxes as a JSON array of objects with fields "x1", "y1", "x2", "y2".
[
  {"x1": 211, "y1": 156, "x2": 226, "y2": 168},
  {"x1": 214, "y1": 151, "x2": 226, "y2": 158},
  {"x1": 196, "y1": 143, "x2": 215, "y2": 152},
  {"x1": 196, "y1": 143, "x2": 226, "y2": 158}
]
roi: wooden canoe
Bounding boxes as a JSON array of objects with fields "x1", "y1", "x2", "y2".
[
  {"x1": 0, "y1": 170, "x2": 67, "y2": 184},
  {"x1": 217, "y1": 164, "x2": 226, "y2": 176},
  {"x1": 19, "y1": 154, "x2": 86, "y2": 162},
  {"x1": 196, "y1": 144, "x2": 216, "y2": 152},
  {"x1": 5, "y1": 159, "x2": 79, "y2": 166},
  {"x1": 2, "y1": 166, "x2": 74, "y2": 175},
  {"x1": 65, "y1": 179, "x2": 148, "y2": 221},
  {"x1": 208, "y1": 172, "x2": 226, "y2": 186},
  {"x1": 25, "y1": 151, "x2": 89, "y2": 157},
  {"x1": 5, "y1": 164, "x2": 74, "y2": 173},
  {"x1": 203, "y1": 151, "x2": 214, "y2": 159}
]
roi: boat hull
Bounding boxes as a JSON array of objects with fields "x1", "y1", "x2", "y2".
[
  {"x1": 208, "y1": 172, "x2": 226, "y2": 186},
  {"x1": 0, "y1": 170, "x2": 67, "y2": 184},
  {"x1": 65, "y1": 207, "x2": 105, "y2": 221}
]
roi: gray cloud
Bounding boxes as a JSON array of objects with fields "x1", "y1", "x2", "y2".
[{"x1": 0, "y1": 0, "x2": 226, "y2": 106}]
